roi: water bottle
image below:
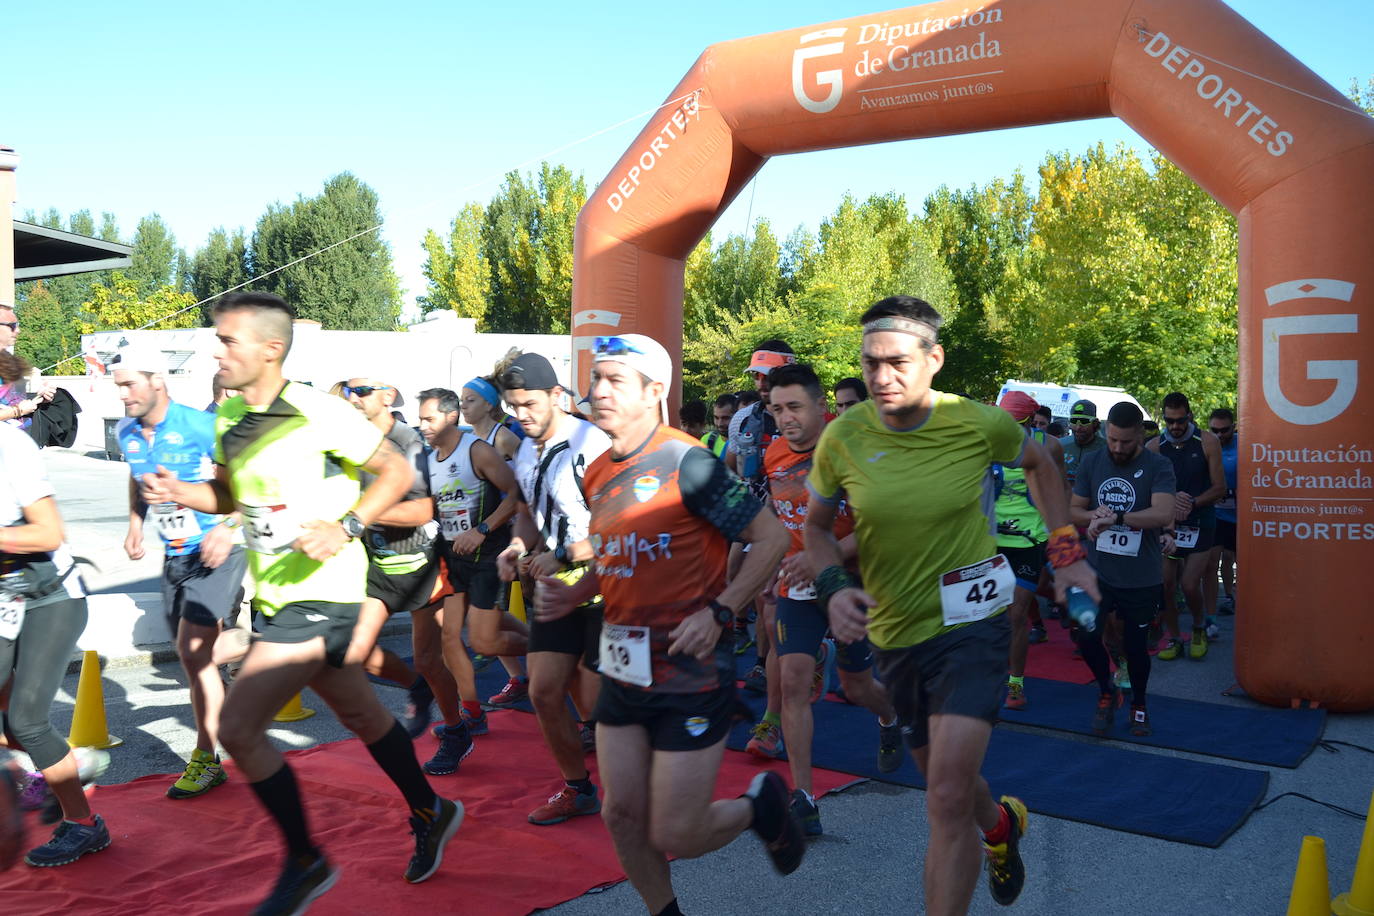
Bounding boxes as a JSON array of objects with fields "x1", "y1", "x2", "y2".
[{"x1": 1066, "y1": 587, "x2": 1098, "y2": 633}]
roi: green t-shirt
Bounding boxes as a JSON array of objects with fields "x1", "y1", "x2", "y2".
[
  {"x1": 995, "y1": 428, "x2": 1048, "y2": 547},
  {"x1": 215, "y1": 381, "x2": 384, "y2": 614},
  {"x1": 808, "y1": 393, "x2": 1025, "y2": 650}
]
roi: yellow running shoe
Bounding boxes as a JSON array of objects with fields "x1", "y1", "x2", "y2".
[
  {"x1": 167, "y1": 747, "x2": 227, "y2": 800},
  {"x1": 1189, "y1": 629, "x2": 1209, "y2": 659},
  {"x1": 1157, "y1": 638, "x2": 1184, "y2": 661}
]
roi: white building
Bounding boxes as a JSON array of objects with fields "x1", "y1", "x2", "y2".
[{"x1": 65, "y1": 312, "x2": 573, "y2": 452}]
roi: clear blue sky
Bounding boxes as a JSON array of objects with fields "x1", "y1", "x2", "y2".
[{"x1": 5, "y1": 0, "x2": 1370, "y2": 319}]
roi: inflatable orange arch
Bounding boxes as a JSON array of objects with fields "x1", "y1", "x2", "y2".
[{"x1": 571, "y1": 0, "x2": 1374, "y2": 711}]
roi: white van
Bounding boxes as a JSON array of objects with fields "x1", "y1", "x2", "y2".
[{"x1": 997, "y1": 379, "x2": 1146, "y2": 423}]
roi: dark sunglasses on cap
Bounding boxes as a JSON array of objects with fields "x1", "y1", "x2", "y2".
[
  {"x1": 1068, "y1": 417, "x2": 1095, "y2": 426},
  {"x1": 344, "y1": 385, "x2": 391, "y2": 398},
  {"x1": 593, "y1": 335, "x2": 645, "y2": 357},
  {"x1": 0, "y1": 322, "x2": 17, "y2": 332}
]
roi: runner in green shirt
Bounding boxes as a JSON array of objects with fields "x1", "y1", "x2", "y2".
[
  {"x1": 143, "y1": 292, "x2": 461, "y2": 916},
  {"x1": 806, "y1": 296, "x2": 1099, "y2": 916}
]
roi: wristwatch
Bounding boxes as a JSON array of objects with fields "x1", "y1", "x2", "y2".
[
  {"x1": 553, "y1": 545, "x2": 570, "y2": 565},
  {"x1": 708, "y1": 599, "x2": 734, "y2": 627},
  {"x1": 476, "y1": 521, "x2": 490, "y2": 536},
  {"x1": 1115, "y1": 510, "x2": 1125, "y2": 527},
  {"x1": 340, "y1": 512, "x2": 366, "y2": 540}
]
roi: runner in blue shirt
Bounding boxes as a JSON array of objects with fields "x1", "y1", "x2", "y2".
[{"x1": 115, "y1": 347, "x2": 247, "y2": 800}]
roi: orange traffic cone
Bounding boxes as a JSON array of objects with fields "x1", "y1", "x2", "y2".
[
  {"x1": 67, "y1": 650, "x2": 122, "y2": 749},
  {"x1": 1334, "y1": 790, "x2": 1374, "y2": 915},
  {"x1": 1286, "y1": 836, "x2": 1331, "y2": 916},
  {"x1": 273, "y1": 693, "x2": 316, "y2": 723},
  {"x1": 509, "y1": 579, "x2": 527, "y2": 623}
]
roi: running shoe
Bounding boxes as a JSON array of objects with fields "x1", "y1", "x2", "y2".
[
  {"x1": 745, "y1": 720, "x2": 784, "y2": 759},
  {"x1": 461, "y1": 707, "x2": 489, "y2": 736},
  {"x1": 745, "y1": 771, "x2": 806, "y2": 875},
  {"x1": 423, "y1": 725, "x2": 474, "y2": 776},
  {"x1": 733, "y1": 620, "x2": 755, "y2": 656},
  {"x1": 789, "y1": 788, "x2": 823, "y2": 838},
  {"x1": 402, "y1": 679, "x2": 435, "y2": 738},
  {"x1": 1027, "y1": 625, "x2": 1048, "y2": 645},
  {"x1": 877, "y1": 720, "x2": 902, "y2": 774},
  {"x1": 24, "y1": 815, "x2": 111, "y2": 867},
  {"x1": 579, "y1": 722, "x2": 596, "y2": 754},
  {"x1": 983, "y1": 796, "x2": 1028, "y2": 906},
  {"x1": 1129, "y1": 705, "x2": 1152, "y2": 737},
  {"x1": 167, "y1": 747, "x2": 227, "y2": 800},
  {"x1": 486, "y1": 677, "x2": 529, "y2": 708},
  {"x1": 471, "y1": 653, "x2": 496, "y2": 673},
  {"x1": 742, "y1": 664, "x2": 768, "y2": 695},
  {"x1": 1003, "y1": 682, "x2": 1027, "y2": 711},
  {"x1": 1112, "y1": 666, "x2": 1132, "y2": 691},
  {"x1": 1091, "y1": 689, "x2": 1119, "y2": 735},
  {"x1": 1189, "y1": 629, "x2": 1209, "y2": 660},
  {"x1": 1205, "y1": 621, "x2": 1221, "y2": 640},
  {"x1": 528, "y1": 785, "x2": 601, "y2": 825},
  {"x1": 251, "y1": 853, "x2": 338, "y2": 915},
  {"x1": 810, "y1": 640, "x2": 833, "y2": 704},
  {"x1": 405, "y1": 797, "x2": 464, "y2": 883},
  {"x1": 1157, "y1": 637, "x2": 1184, "y2": 661}
]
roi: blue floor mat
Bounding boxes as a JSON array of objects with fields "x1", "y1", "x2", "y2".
[
  {"x1": 728, "y1": 690, "x2": 1268, "y2": 848},
  {"x1": 1000, "y1": 677, "x2": 1325, "y2": 768}
]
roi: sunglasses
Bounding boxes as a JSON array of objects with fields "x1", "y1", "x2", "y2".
[
  {"x1": 0, "y1": 322, "x2": 17, "y2": 332},
  {"x1": 344, "y1": 385, "x2": 391, "y2": 398},
  {"x1": 1068, "y1": 417, "x2": 1095, "y2": 426},
  {"x1": 1209, "y1": 425, "x2": 1234, "y2": 435},
  {"x1": 1163, "y1": 415, "x2": 1192, "y2": 426},
  {"x1": 594, "y1": 336, "x2": 645, "y2": 357}
]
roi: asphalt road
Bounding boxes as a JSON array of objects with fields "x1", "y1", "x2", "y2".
[{"x1": 24, "y1": 447, "x2": 1374, "y2": 915}]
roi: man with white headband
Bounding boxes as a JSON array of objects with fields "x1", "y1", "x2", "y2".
[
  {"x1": 805, "y1": 295, "x2": 1099, "y2": 915},
  {"x1": 538, "y1": 333, "x2": 805, "y2": 916}
]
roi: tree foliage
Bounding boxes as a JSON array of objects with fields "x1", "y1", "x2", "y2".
[
  {"x1": 76, "y1": 274, "x2": 200, "y2": 335},
  {"x1": 249, "y1": 173, "x2": 402, "y2": 330}
]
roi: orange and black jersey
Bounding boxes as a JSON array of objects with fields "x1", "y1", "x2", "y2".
[
  {"x1": 763, "y1": 436, "x2": 854, "y2": 600},
  {"x1": 584, "y1": 425, "x2": 762, "y2": 693}
]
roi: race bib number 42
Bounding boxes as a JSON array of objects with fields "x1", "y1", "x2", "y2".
[
  {"x1": 599, "y1": 623, "x2": 653, "y2": 687},
  {"x1": 241, "y1": 504, "x2": 301, "y2": 555},
  {"x1": 938, "y1": 554, "x2": 1015, "y2": 627},
  {"x1": 1096, "y1": 525, "x2": 1142, "y2": 557}
]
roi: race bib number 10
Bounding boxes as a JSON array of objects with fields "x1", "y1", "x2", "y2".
[
  {"x1": 938, "y1": 554, "x2": 1015, "y2": 627},
  {"x1": 1096, "y1": 525, "x2": 1142, "y2": 557},
  {"x1": 599, "y1": 623, "x2": 653, "y2": 687}
]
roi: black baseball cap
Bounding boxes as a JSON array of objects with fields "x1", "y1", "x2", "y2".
[
  {"x1": 1069, "y1": 399, "x2": 1097, "y2": 420},
  {"x1": 502, "y1": 353, "x2": 560, "y2": 391}
]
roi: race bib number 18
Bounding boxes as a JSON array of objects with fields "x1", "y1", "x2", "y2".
[
  {"x1": 938, "y1": 554, "x2": 1015, "y2": 627},
  {"x1": 599, "y1": 623, "x2": 653, "y2": 687}
]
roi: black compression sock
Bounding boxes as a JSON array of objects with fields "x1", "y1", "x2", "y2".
[
  {"x1": 568, "y1": 775, "x2": 595, "y2": 795},
  {"x1": 366, "y1": 720, "x2": 437, "y2": 814},
  {"x1": 250, "y1": 763, "x2": 317, "y2": 859},
  {"x1": 654, "y1": 899, "x2": 684, "y2": 916}
]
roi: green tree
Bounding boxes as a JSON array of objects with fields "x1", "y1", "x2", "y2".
[
  {"x1": 1350, "y1": 76, "x2": 1374, "y2": 115},
  {"x1": 531, "y1": 163, "x2": 586, "y2": 335},
  {"x1": 190, "y1": 228, "x2": 250, "y2": 321},
  {"x1": 420, "y1": 203, "x2": 489, "y2": 320},
  {"x1": 76, "y1": 274, "x2": 200, "y2": 334},
  {"x1": 250, "y1": 173, "x2": 402, "y2": 330},
  {"x1": 126, "y1": 214, "x2": 179, "y2": 298},
  {"x1": 12, "y1": 282, "x2": 77, "y2": 372}
]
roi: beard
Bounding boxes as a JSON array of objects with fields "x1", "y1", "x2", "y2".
[{"x1": 1109, "y1": 445, "x2": 1140, "y2": 466}]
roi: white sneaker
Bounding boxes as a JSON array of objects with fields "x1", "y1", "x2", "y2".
[{"x1": 1205, "y1": 623, "x2": 1220, "y2": 639}]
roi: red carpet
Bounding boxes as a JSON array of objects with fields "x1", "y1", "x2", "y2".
[
  {"x1": 1022, "y1": 619, "x2": 1095, "y2": 684},
  {"x1": 0, "y1": 708, "x2": 856, "y2": 915}
]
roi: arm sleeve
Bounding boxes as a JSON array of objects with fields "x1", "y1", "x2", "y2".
[{"x1": 679, "y1": 446, "x2": 763, "y2": 541}]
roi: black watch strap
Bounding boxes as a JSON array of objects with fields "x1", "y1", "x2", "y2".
[
  {"x1": 1115, "y1": 510, "x2": 1126, "y2": 527},
  {"x1": 708, "y1": 599, "x2": 734, "y2": 626}
]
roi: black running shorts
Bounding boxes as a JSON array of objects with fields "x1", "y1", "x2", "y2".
[
  {"x1": 256, "y1": 601, "x2": 361, "y2": 668},
  {"x1": 594, "y1": 677, "x2": 737, "y2": 752},
  {"x1": 162, "y1": 546, "x2": 248, "y2": 631},
  {"x1": 366, "y1": 559, "x2": 441, "y2": 616},
  {"x1": 874, "y1": 612, "x2": 1010, "y2": 750}
]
